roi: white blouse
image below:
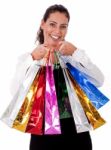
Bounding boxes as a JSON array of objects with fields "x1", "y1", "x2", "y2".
[{"x1": 10, "y1": 49, "x2": 104, "y2": 96}]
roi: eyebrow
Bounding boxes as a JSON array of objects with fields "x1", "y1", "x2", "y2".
[{"x1": 49, "y1": 21, "x2": 68, "y2": 26}]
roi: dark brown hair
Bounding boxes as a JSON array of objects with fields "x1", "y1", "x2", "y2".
[{"x1": 36, "y1": 4, "x2": 70, "y2": 44}]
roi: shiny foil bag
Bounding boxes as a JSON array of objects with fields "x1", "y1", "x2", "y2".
[
  {"x1": 67, "y1": 70, "x2": 106, "y2": 129},
  {"x1": 63, "y1": 69, "x2": 92, "y2": 132},
  {"x1": 53, "y1": 65, "x2": 72, "y2": 119},
  {"x1": 12, "y1": 67, "x2": 45, "y2": 134},
  {"x1": 66, "y1": 63, "x2": 109, "y2": 109},
  {"x1": 1, "y1": 62, "x2": 40, "y2": 127},
  {"x1": 12, "y1": 69, "x2": 40, "y2": 132},
  {"x1": 25, "y1": 66, "x2": 46, "y2": 135},
  {"x1": 44, "y1": 64, "x2": 61, "y2": 134}
]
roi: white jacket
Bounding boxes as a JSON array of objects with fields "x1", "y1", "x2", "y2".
[{"x1": 10, "y1": 49, "x2": 104, "y2": 96}]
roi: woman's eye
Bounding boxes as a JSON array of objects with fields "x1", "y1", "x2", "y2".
[
  {"x1": 60, "y1": 26, "x2": 67, "y2": 29},
  {"x1": 49, "y1": 23, "x2": 56, "y2": 27}
]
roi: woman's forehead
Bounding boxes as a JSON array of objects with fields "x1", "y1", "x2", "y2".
[{"x1": 47, "y1": 12, "x2": 69, "y2": 24}]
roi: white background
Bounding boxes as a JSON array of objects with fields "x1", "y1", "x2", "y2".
[{"x1": 0, "y1": 0, "x2": 111, "y2": 149}]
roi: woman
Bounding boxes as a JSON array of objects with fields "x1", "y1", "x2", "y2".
[{"x1": 11, "y1": 4, "x2": 104, "y2": 150}]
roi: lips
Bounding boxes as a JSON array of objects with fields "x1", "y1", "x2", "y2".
[{"x1": 50, "y1": 35, "x2": 61, "y2": 41}]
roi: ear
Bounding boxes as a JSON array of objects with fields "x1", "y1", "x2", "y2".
[{"x1": 40, "y1": 20, "x2": 45, "y2": 30}]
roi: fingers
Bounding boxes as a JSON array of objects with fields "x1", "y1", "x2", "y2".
[
  {"x1": 50, "y1": 48, "x2": 54, "y2": 53},
  {"x1": 58, "y1": 41, "x2": 66, "y2": 55}
]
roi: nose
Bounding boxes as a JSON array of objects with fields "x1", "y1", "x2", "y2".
[{"x1": 54, "y1": 26, "x2": 61, "y2": 34}]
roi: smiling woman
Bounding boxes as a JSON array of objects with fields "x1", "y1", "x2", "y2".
[
  {"x1": 40, "y1": 12, "x2": 68, "y2": 48},
  {"x1": 31, "y1": 4, "x2": 75, "y2": 62},
  {"x1": 6, "y1": 4, "x2": 105, "y2": 150}
]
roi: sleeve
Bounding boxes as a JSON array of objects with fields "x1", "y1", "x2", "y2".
[
  {"x1": 61, "y1": 49, "x2": 104, "y2": 87},
  {"x1": 10, "y1": 53, "x2": 43, "y2": 96}
]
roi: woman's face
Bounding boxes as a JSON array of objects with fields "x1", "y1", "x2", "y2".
[{"x1": 41, "y1": 12, "x2": 69, "y2": 49}]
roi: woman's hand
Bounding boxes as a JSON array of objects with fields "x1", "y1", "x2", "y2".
[
  {"x1": 58, "y1": 41, "x2": 77, "y2": 56},
  {"x1": 31, "y1": 44, "x2": 49, "y2": 60}
]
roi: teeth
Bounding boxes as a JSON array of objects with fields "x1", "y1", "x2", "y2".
[{"x1": 51, "y1": 35, "x2": 59, "y2": 40}]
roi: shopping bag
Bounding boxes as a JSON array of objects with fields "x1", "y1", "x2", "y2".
[
  {"x1": 44, "y1": 53, "x2": 61, "y2": 134},
  {"x1": 67, "y1": 69, "x2": 106, "y2": 129},
  {"x1": 66, "y1": 62, "x2": 109, "y2": 109},
  {"x1": 53, "y1": 64, "x2": 72, "y2": 119},
  {"x1": 1, "y1": 62, "x2": 40, "y2": 128},
  {"x1": 23, "y1": 66, "x2": 46, "y2": 135}
]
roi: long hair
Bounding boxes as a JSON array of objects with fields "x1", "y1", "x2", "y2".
[{"x1": 35, "y1": 4, "x2": 70, "y2": 44}]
